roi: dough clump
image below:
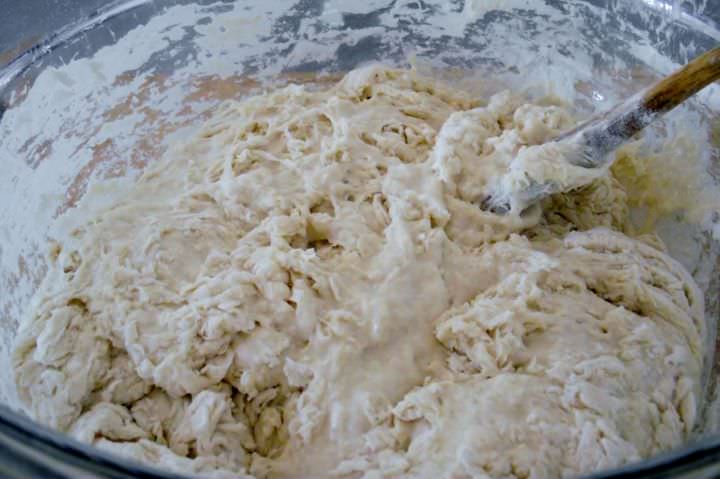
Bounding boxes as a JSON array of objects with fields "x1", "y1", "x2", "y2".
[{"x1": 13, "y1": 66, "x2": 704, "y2": 479}]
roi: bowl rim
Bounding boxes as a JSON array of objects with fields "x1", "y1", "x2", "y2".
[{"x1": 0, "y1": 0, "x2": 152, "y2": 93}]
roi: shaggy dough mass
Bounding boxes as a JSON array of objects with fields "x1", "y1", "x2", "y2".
[{"x1": 13, "y1": 66, "x2": 705, "y2": 479}]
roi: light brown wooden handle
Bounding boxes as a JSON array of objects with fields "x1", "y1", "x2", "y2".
[
  {"x1": 569, "y1": 45, "x2": 720, "y2": 164},
  {"x1": 642, "y1": 46, "x2": 720, "y2": 116}
]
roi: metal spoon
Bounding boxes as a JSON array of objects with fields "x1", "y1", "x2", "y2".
[{"x1": 485, "y1": 45, "x2": 720, "y2": 214}]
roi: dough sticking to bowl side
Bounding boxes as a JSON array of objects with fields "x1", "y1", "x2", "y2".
[{"x1": 12, "y1": 66, "x2": 704, "y2": 479}]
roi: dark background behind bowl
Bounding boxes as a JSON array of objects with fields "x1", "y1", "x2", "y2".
[{"x1": 0, "y1": 0, "x2": 111, "y2": 64}]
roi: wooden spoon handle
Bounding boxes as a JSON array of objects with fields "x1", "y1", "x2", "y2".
[
  {"x1": 642, "y1": 46, "x2": 720, "y2": 116},
  {"x1": 564, "y1": 46, "x2": 720, "y2": 165}
]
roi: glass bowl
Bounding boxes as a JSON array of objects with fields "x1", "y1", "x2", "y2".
[{"x1": 1, "y1": 0, "x2": 720, "y2": 477}]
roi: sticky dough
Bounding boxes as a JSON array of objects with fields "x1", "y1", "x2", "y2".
[{"x1": 13, "y1": 66, "x2": 705, "y2": 479}]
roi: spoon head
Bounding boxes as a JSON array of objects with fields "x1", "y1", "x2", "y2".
[
  {"x1": 481, "y1": 179, "x2": 562, "y2": 216},
  {"x1": 479, "y1": 135, "x2": 611, "y2": 215}
]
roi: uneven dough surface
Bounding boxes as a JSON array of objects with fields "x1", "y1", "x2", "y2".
[{"x1": 13, "y1": 67, "x2": 705, "y2": 479}]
